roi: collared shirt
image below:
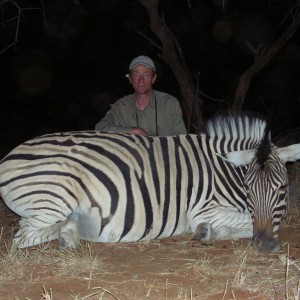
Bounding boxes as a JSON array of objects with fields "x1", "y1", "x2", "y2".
[{"x1": 95, "y1": 90, "x2": 187, "y2": 136}]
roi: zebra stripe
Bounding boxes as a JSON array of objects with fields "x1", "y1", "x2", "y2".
[{"x1": 0, "y1": 113, "x2": 299, "y2": 252}]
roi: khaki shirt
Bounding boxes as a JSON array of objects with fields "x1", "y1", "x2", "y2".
[{"x1": 95, "y1": 90, "x2": 187, "y2": 136}]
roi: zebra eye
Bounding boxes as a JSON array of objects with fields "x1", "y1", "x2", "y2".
[{"x1": 280, "y1": 184, "x2": 288, "y2": 191}]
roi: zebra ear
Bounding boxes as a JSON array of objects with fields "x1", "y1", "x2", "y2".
[
  {"x1": 276, "y1": 144, "x2": 300, "y2": 163},
  {"x1": 217, "y1": 150, "x2": 256, "y2": 167}
]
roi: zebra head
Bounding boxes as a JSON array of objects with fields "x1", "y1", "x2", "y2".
[{"x1": 223, "y1": 134, "x2": 300, "y2": 253}]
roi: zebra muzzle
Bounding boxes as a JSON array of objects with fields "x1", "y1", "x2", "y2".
[
  {"x1": 252, "y1": 218, "x2": 281, "y2": 253},
  {"x1": 252, "y1": 232, "x2": 281, "y2": 253}
]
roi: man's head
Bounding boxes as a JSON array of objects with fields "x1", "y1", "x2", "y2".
[
  {"x1": 129, "y1": 55, "x2": 156, "y2": 72},
  {"x1": 128, "y1": 56, "x2": 157, "y2": 95}
]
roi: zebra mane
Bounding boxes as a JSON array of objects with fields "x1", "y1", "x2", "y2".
[
  {"x1": 256, "y1": 130, "x2": 272, "y2": 169},
  {"x1": 204, "y1": 112, "x2": 269, "y2": 147}
]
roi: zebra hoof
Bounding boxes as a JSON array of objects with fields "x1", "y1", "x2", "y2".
[
  {"x1": 192, "y1": 223, "x2": 214, "y2": 241},
  {"x1": 58, "y1": 220, "x2": 80, "y2": 250}
]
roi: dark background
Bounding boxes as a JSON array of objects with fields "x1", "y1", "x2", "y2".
[{"x1": 0, "y1": 0, "x2": 300, "y2": 157}]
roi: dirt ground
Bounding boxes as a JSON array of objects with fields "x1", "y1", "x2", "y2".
[{"x1": 0, "y1": 195, "x2": 300, "y2": 300}]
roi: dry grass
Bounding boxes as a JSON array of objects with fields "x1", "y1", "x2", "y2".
[
  {"x1": 21, "y1": 286, "x2": 53, "y2": 300},
  {"x1": 0, "y1": 241, "x2": 101, "y2": 280},
  {"x1": 1, "y1": 233, "x2": 300, "y2": 299},
  {"x1": 0, "y1": 239, "x2": 299, "y2": 299}
]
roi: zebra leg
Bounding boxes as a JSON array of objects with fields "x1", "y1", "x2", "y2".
[
  {"x1": 192, "y1": 223, "x2": 252, "y2": 241},
  {"x1": 58, "y1": 220, "x2": 80, "y2": 250},
  {"x1": 191, "y1": 207, "x2": 253, "y2": 241},
  {"x1": 13, "y1": 217, "x2": 63, "y2": 248},
  {"x1": 13, "y1": 217, "x2": 80, "y2": 250},
  {"x1": 192, "y1": 223, "x2": 216, "y2": 240}
]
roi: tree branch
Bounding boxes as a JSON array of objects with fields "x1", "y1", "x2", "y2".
[
  {"x1": 0, "y1": 0, "x2": 41, "y2": 54},
  {"x1": 137, "y1": 30, "x2": 163, "y2": 51},
  {"x1": 232, "y1": 14, "x2": 300, "y2": 111}
]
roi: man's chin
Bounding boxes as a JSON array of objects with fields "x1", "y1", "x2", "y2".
[{"x1": 135, "y1": 88, "x2": 150, "y2": 94}]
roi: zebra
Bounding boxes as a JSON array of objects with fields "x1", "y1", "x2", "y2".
[{"x1": 0, "y1": 113, "x2": 299, "y2": 252}]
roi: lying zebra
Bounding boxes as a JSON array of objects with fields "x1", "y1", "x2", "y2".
[{"x1": 0, "y1": 113, "x2": 299, "y2": 252}]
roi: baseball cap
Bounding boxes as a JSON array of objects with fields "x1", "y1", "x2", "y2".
[{"x1": 129, "y1": 55, "x2": 156, "y2": 71}]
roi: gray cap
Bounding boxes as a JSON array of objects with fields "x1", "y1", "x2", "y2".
[{"x1": 129, "y1": 55, "x2": 156, "y2": 71}]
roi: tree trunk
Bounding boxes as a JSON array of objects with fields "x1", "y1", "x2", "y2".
[
  {"x1": 232, "y1": 16, "x2": 300, "y2": 112},
  {"x1": 138, "y1": 0, "x2": 204, "y2": 132}
]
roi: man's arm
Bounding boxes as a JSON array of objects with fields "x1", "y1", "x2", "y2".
[
  {"x1": 95, "y1": 107, "x2": 132, "y2": 133},
  {"x1": 170, "y1": 101, "x2": 187, "y2": 135},
  {"x1": 95, "y1": 104, "x2": 149, "y2": 135}
]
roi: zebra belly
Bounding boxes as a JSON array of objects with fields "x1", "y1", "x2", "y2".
[{"x1": 70, "y1": 206, "x2": 189, "y2": 243}]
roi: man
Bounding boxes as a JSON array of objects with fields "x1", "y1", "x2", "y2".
[{"x1": 95, "y1": 55, "x2": 187, "y2": 136}]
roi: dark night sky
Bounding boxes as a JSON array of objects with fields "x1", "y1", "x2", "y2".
[{"x1": 0, "y1": 0, "x2": 300, "y2": 157}]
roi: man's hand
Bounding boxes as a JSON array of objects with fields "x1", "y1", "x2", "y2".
[{"x1": 130, "y1": 127, "x2": 149, "y2": 136}]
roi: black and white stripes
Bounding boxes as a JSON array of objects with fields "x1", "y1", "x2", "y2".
[{"x1": 0, "y1": 113, "x2": 299, "y2": 252}]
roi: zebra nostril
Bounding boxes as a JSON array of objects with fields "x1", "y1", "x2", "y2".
[{"x1": 252, "y1": 233, "x2": 281, "y2": 253}]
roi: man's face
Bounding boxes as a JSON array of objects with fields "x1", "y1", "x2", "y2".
[{"x1": 129, "y1": 65, "x2": 156, "y2": 95}]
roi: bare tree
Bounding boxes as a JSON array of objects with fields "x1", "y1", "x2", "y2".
[
  {"x1": 231, "y1": 6, "x2": 300, "y2": 111},
  {"x1": 0, "y1": 0, "x2": 41, "y2": 54},
  {"x1": 3, "y1": 0, "x2": 299, "y2": 128},
  {"x1": 137, "y1": 0, "x2": 204, "y2": 133},
  {"x1": 138, "y1": 0, "x2": 300, "y2": 125}
]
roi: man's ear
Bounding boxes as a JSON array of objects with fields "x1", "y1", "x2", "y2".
[{"x1": 152, "y1": 74, "x2": 157, "y2": 84}]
